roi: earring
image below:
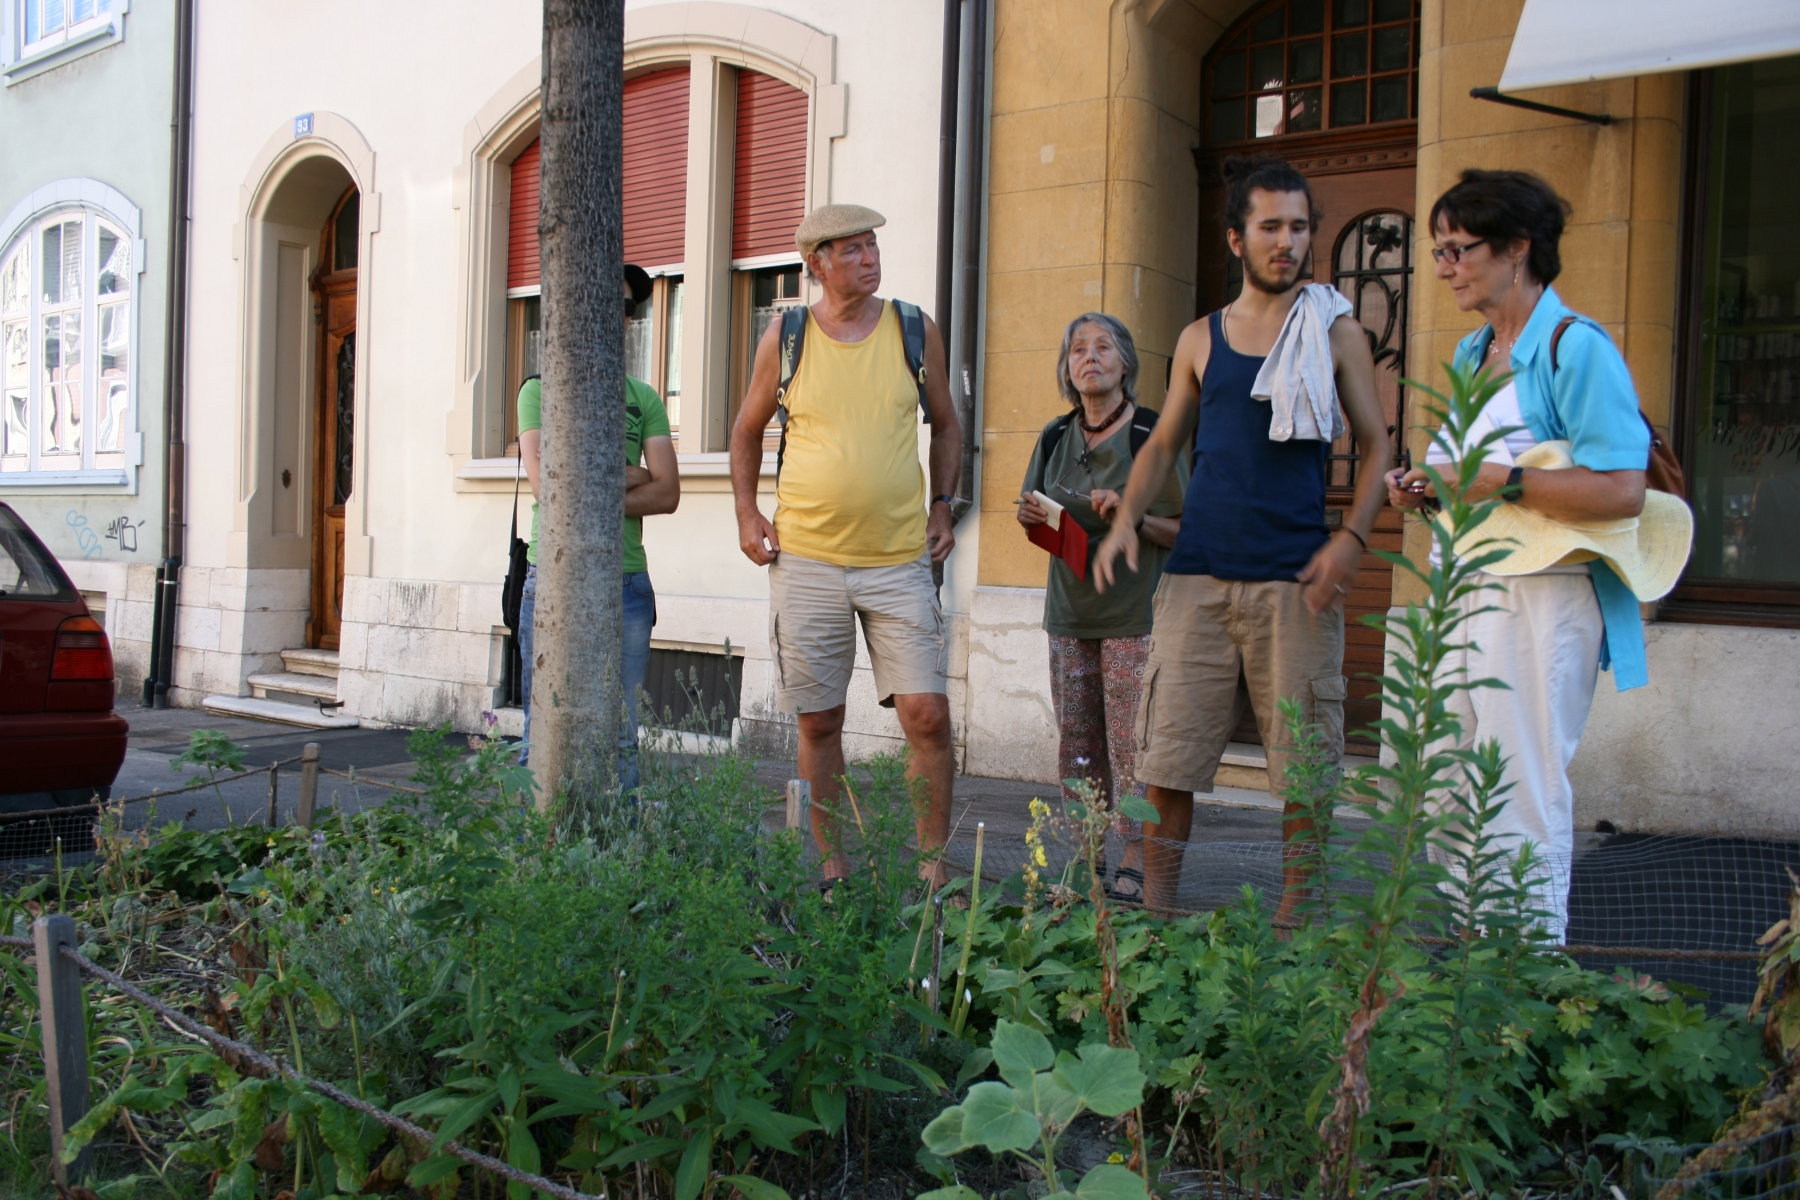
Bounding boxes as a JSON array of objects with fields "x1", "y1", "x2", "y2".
[{"x1": 1513, "y1": 259, "x2": 1521, "y2": 286}]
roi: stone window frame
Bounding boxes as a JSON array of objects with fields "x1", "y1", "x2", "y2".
[
  {"x1": 2, "y1": 0, "x2": 127, "y2": 85},
  {"x1": 0, "y1": 179, "x2": 143, "y2": 490},
  {"x1": 450, "y1": 2, "x2": 846, "y2": 487}
]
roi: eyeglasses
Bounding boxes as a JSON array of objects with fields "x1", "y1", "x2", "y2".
[{"x1": 1430, "y1": 238, "x2": 1489, "y2": 265}]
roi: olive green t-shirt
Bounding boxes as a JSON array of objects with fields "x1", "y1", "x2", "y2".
[
  {"x1": 1022, "y1": 410, "x2": 1186, "y2": 640},
  {"x1": 515, "y1": 375, "x2": 671, "y2": 573}
]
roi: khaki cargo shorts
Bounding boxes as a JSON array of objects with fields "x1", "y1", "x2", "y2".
[
  {"x1": 1134, "y1": 573, "x2": 1346, "y2": 797},
  {"x1": 768, "y1": 551, "x2": 948, "y2": 713}
]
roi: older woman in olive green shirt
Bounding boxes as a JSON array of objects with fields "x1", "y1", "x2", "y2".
[{"x1": 1018, "y1": 313, "x2": 1184, "y2": 901}]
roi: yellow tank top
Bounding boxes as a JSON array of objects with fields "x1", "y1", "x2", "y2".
[{"x1": 774, "y1": 302, "x2": 927, "y2": 567}]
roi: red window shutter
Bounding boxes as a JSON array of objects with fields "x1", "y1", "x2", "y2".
[
  {"x1": 623, "y1": 65, "x2": 691, "y2": 268},
  {"x1": 733, "y1": 71, "x2": 808, "y2": 261},
  {"x1": 507, "y1": 139, "x2": 541, "y2": 291}
]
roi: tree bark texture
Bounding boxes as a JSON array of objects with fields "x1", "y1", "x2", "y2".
[{"x1": 531, "y1": 0, "x2": 626, "y2": 807}]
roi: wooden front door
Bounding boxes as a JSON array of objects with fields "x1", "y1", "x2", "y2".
[
  {"x1": 309, "y1": 189, "x2": 359, "y2": 650},
  {"x1": 1310, "y1": 172, "x2": 1415, "y2": 753}
]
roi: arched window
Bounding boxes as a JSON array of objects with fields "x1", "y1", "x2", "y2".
[
  {"x1": 1, "y1": 200, "x2": 136, "y2": 479},
  {"x1": 1205, "y1": 0, "x2": 1419, "y2": 145}
]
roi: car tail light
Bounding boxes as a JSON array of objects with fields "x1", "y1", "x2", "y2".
[{"x1": 51, "y1": 616, "x2": 114, "y2": 681}]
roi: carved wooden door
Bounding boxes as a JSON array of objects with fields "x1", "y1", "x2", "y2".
[{"x1": 309, "y1": 189, "x2": 358, "y2": 650}]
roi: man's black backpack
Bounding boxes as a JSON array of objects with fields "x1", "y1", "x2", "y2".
[
  {"x1": 1027, "y1": 405, "x2": 1161, "y2": 494},
  {"x1": 773, "y1": 300, "x2": 930, "y2": 478}
]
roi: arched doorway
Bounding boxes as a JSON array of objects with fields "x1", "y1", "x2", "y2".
[
  {"x1": 1195, "y1": 0, "x2": 1420, "y2": 752},
  {"x1": 310, "y1": 186, "x2": 358, "y2": 650}
]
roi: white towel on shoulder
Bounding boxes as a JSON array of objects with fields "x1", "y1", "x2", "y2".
[{"x1": 1250, "y1": 282, "x2": 1353, "y2": 442}]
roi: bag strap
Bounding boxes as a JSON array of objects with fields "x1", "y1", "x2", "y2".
[
  {"x1": 893, "y1": 299, "x2": 930, "y2": 422},
  {"x1": 1128, "y1": 404, "x2": 1160, "y2": 456},
  {"x1": 1549, "y1": 315, "x2": 1577, "y2": 372},
  {"x1": 1033, "y1": 411, "x2": 1080, "y2": 493},
  {"x1": 773, "y1": 307, "x2": 809, "y2": 481}
]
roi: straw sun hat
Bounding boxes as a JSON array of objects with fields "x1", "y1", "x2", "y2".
[
  {"x1": 1436, "y1": 440, "x2": 1694, "y2": 601},
  {"x1": 794, "y1": 203, "x2": 886, "y2": 258}
]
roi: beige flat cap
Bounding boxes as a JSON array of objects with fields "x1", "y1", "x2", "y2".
[{"x1": 795, "y1": 203, "x2": 886, "y2": 257}]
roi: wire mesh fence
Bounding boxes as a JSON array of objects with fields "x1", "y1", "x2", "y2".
[{"x1": 1655, "y1": 1124, "x2": 1800, "y2": 1199}]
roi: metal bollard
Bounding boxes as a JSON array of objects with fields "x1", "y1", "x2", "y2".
[
  {"x1": 296, "y1": 743, "x2": 320, "y2": 827},
  {"x1": 34, "y1": 914, "x2": 89, "y2": 1184},
  {"x1": 785, "y1": 779, "x2": 811, "y2": 834}
]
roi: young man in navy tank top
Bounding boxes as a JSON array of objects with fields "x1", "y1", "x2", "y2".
[{"x1": 1093, "y1": 156, "x2": 1391, "y2": 918}]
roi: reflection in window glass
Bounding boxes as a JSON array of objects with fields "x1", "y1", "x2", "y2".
[
  {"x1": 1288, "y1": 87, "x2": 1322, "y2": 132},
  {"x1": 663, "y1": 277, "x2": 684, "y2": 428},
  {"x1": 42, "y1": 219, "x2": 80, "y2": 307},
  {"x1": 1, "y1": 245, "x2": 25, "y2": 315},
  {"x1": 97, "y1": 227, "x2": 129, "y2": 295},
  {"x1": 1254, "y1": 94, "x2": 1284, "y2": 138},
  {"x1": 1252, "y1": 44, "x2": 1284, "y2": 90},
  {"x1": 624, "y1": 292, "x2": 654, "y2": 384},
  {"x1": 3, "y1": 321, "x2": 25, "y2": 459},
  {"x1": 43, "y1": 313, "x2": 81, "y2": 455},
  {"x1": 98, "y1": 305, "x2": 128, "y2": 452},
  {"x1": 1690, "y1": 55, "x2": 1800, "y2": 586},
  {"x1": 1207, "y1": 0, "x2": 1415, "y2": 143}
]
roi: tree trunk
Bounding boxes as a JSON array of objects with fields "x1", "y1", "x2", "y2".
[{"x1": 531, "y1": 0, "x2": 625, "y2": 809}]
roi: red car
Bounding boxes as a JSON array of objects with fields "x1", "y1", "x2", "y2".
[{"x1": 0, "y1": 503, "x2": 128, "y2": 851}]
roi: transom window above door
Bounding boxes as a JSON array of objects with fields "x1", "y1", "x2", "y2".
[
  {"x1": 1207, "y1": 0, "x2": 1420, "y2": 144},
  {"x1": 1, "y1": 208, "x2": 135, "y2": 480}
]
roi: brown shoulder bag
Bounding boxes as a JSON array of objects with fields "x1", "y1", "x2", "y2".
[{"x1": 1550, "y1": 315, "x2": 1686, "y2": 499}]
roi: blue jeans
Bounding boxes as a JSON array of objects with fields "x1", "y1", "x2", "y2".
[{"x1": 518, "y1": 565, "x2": 655, "y2": 796}]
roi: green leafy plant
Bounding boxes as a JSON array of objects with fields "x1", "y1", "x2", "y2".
[
  {"x1": 920, "y1": 1019, "x2": 1147, "y2": 1200},
  {"x1": 171, "y1": 728, "x2": 251, "y2": 825}
]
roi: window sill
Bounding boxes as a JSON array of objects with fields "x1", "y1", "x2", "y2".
[
  {"x1": 0, "y1": 469, "x2": 129, "y2": 487},
  {"x1": 5, "y1": 17, "x2": 122, "y2": 84}
]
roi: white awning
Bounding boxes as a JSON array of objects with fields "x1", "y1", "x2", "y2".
[{"x1": 1499, "y1": 0, "x2": 1800, "y2": 93}]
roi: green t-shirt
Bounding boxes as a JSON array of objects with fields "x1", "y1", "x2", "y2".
[
  {"x1": 516, "y1": 375, "x2": 671, "y2": 573},
  {"x1": 1022, "y1": 409, "x2": 1186, "y2": 640}
]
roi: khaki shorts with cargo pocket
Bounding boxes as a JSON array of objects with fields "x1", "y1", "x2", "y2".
[
  {"x1": 1134, "y1": 573, "x2": 1345, "y2": 799},
  {"x1": 768, "y1": 552, "x2": 948, "y2": 713}
]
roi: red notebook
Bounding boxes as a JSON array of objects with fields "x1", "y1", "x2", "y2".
[{"x1": 1025, "y1": 491, "x2": 1090, "y2": 581}]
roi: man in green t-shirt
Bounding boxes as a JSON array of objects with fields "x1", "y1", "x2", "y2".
[{"x1": 516, "y1": 265, "x2": 678, "y2": 792}]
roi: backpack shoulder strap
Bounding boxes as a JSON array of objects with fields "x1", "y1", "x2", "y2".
[
  {"x1": 1033, "y1": 412, "x2": 1079, "y2": 493},
  {"x1": 774, "y1": 307, "x2": 809, "y2": 480},
  {"x1": 893, "y1": 299, "x2": 930, "y2": 423},
  {"x1": 1128, "y1": 404, "x2": 1160, "y2": 457}
]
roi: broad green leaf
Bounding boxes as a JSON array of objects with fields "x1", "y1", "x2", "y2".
[
  {"x1": 61, "y1": 1098, "x2": 120, "y2": 1159},
  {"x1": 1030, "y1": 1070, "x2": 1080, "y2": 1132},
  {"x1": 916, "y1": 1189, "x2": 984, "y2": 1200},
  {"x1": 406, "y1": 1154, "x2": 462, "y2": 1188},
  {"x1": 1074, "y1": 1163, "x2": 1149, "y2": 1200},
  {"x1": 811, "y1": 1084, "x2": 848, "y2": 1135},
  {"x1": 1052, "y1": 1044, "x2": 1145, "y2": 1117},
  {"x1": 505, "y1": 1117, "x2": 541, "y2": 1200},
  {"x1": 675, "y1": 1124, "x2": 713, "y2": 1200},
  {"x1": 955, "y1": 1048, "x2": 994, "y2": 1090},
  {"x1": 595, "y1": 1136, "x2": 685, "y2": 1172},
  {"x1": 308, "y1": 984, "x2": 343, "y2": 1030},
  {"x1": 431, "y1": 1088, "x2": 501, "y2": 1150},
  {"x1": 957, "y1": 1081, "x2": 1040, "y2": 1154},
  {"x1": 718, "y1": 1174, "x2": 793, "y2": 1200},
  {"x1": 991, "y1": 1018, "x2": 1054, "y2": 1089},
  {"x1": 734, "y1": 1097, "x2": 819, "y2": 1152},
  {"x1": 920, "y1": 1105, "x2": 969, "y2": 1157},
  {"x1": 1117, "y1": 796, "x2": 1159, "y2": 823}
]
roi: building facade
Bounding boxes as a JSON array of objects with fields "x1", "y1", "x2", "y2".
[
  {"x1": 0, "y1": 0, "x2": 178, "y2": 693},
  {"x1": 8, "y1": 0, "x2": 1798, "y2": 841},
  {"x1": 965, "y1": 0, "x2": 1800, "y2": 838}
]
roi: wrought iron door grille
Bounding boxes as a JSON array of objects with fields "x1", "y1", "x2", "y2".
[{"x1": 1329, "y1": 209, "x2": 1411, "y2": 488}]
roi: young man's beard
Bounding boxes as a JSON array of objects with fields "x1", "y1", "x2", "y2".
[{"x1": 1243, "y1": 252, "x2": 1308, "y2": 295}]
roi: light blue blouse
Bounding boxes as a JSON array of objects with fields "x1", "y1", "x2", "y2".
[{"x1": 1451, "y1": 286, "x2": 1652, "y2": 691}]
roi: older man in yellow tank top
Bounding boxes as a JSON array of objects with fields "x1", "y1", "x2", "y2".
[{"x1": 730, "y1": 204, "x2": 962, "y2": 888}]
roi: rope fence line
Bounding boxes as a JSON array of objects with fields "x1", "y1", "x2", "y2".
[{"x1": 1, "y1": 926, "x2": 608, "y2": 1200}]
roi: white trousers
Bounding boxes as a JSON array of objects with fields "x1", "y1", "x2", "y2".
[{"x1": 1430, "y1": 570, "x2": 1603, "y2": 942}]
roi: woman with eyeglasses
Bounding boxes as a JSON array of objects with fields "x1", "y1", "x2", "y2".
[
  {"x1": 1384, "y1": 169, "x2": 1673, "y2": 942},
  {"x1": 1018, "y1": 313, "x2": 1185, "y2": 901}
]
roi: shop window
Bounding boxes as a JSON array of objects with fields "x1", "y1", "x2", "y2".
[
  {"x1": 1, "y1": 207, "x2": 133, "y2": 478},
  {"x1": 1670, "y1": 55, "x2": 1800, "y2": 624},
  {"x1": 1206, "y1": 0, "x2": 1418, "y2": 144},
  {"x1": 729, "y1": 265, "x2": 802, "y2": 438}
]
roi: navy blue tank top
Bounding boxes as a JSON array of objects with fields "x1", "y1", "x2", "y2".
[{"x1": 1164, "y1": 309, "x2": 1329, "y2": 581}]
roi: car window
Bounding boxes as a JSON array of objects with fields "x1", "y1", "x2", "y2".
[{"x1": 0, "y1": 506, "x2": 77, "y2": 600}]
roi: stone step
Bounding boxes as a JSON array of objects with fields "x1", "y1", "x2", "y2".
[
  {"x1": 202, "y1": 694, "x2": 360, "y2": 729},
  {"x1": 248, "y1": 671, "x2": 339, "y2": 704},
  {"x1": 1214, "y1": 741, "x2": 1380, "y2": 794},
  {"x1": 279, "y1": 647, "x2": 340, "y2": 679}
]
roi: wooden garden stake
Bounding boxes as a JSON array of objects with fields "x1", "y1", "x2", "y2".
[
  {"x1": 35, "y1": 914, "x2": 90, "y2": 1184},
  {"x1": 296, "y1": 742, "x2": 320, "y2": 827}
]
